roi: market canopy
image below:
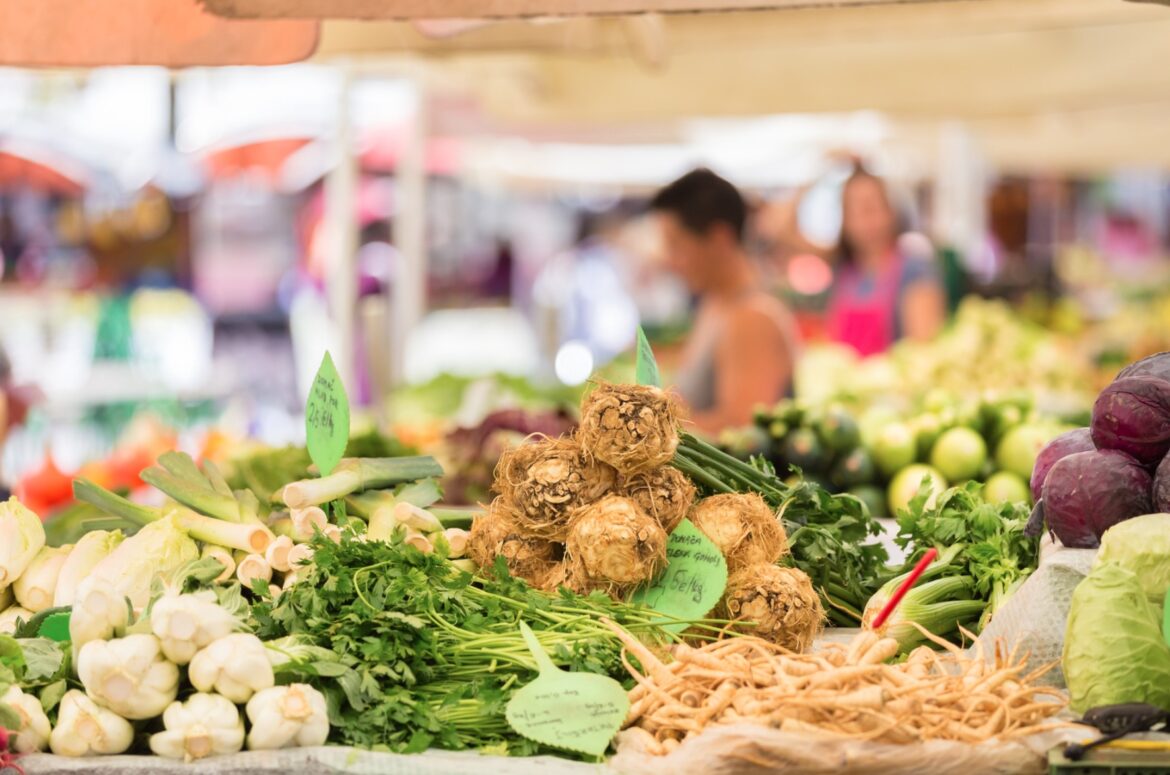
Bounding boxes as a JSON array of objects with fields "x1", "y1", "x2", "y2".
[
  {"x1": 203, "y1": 0, "x2": 943, "y2": 19},
  {"x1": 0, "y1": 0, "x2": 317, "y2": 67}
]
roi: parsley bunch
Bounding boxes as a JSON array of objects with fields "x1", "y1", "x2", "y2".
[{"x1": 251, "y1": 530, "x2": 691, "y2": 755}]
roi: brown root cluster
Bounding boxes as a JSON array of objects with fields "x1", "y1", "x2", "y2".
[
  {"x1": 719, "y1": 563, "x2": 823, "y2": 653},
  {"x1": 467, "y1": 499, "x2": 563, "y2": 588},
  {"x1": 690, "y1": 493, "x2": 789, "y2": 573},
  {"x1": 621, "y1": 466, "x2": 696, "y2": 534},
  {"x1": 565, "y1": 495, "x2": 667, "y2": 594},
  {"x1": 577, "y1": 384, "x2": 680, "y2": 476},
  {"x1": 494, "y1": 436, "x2": 616, "y2": 541}
]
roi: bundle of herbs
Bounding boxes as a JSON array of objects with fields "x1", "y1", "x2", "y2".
[
  {"x1": 250, "y1": 529, "x2": 702, "y2": 755},
  {"x1": 673, "y1": 432, "x2": 891, "y2": 626},
  {"x1": 861, "y1": 481, "x2": 1040, "y2": 650}
]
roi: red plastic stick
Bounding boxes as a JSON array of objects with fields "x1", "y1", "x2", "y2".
[{"x1": 869, "y1": 547, "x2": 939, "y2": 631}]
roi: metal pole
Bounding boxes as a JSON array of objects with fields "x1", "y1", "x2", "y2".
[
  {"x1": 323, "y1": 65, "x2": 359, "y2": 393},
  {"x1": 390, "y1": 75, "x2": 428, "y2": 387}
]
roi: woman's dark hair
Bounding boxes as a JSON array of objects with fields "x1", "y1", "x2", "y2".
[
  {"x1": 650, "y1": 168, "x2": 747, "y2": 243},
  {"x1": 836, "y1": 163, "x2": 904, "y2": 266}
]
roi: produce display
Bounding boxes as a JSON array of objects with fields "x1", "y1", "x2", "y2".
[
  {"x1": 723, "y1": 393, "x2": 1067, "y2": 518},
  {"x1": 11, "y1": 343, "x2": 1170, "y2": 773}
]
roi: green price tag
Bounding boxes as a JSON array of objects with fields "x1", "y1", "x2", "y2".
[
  {"x1": 38, "y1": 611, "x2": 71, "y2": 643},
  {"x1": 505, "y1": 622, "x2": 630, "y2": 757},
  {"x1": 305, "y1": 352, "x2": 350, "y2": 477},
  {"x1": 635, "y1": 326, "x2": 661, "y2": 388},
  {"x1": 632, "y1": 519, "x2": 727, "y2": 633}
]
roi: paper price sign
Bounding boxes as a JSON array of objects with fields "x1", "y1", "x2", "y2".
[
  {"x1": 632, "y1": 519, "x2": 727, "y2": 632},
  {"x1": 505, "y1": 622, "x2": 629, "y2": 757},
  {"x1": 305, "y1": 352, "x2": 350, "y2": 476}
]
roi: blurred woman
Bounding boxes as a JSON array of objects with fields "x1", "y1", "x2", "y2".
[{"x1": 781, "y1": 163, "x2": 946, "y2": 356}]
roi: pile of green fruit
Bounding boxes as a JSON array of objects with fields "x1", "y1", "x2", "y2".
[{"x1": 720, "y1": 393, "x2": 1074, "y2": 518}]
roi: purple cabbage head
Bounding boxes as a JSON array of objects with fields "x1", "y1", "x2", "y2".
[
  {"x1": 1029, "y1": 427, "x2": 1095, "y2": 502},
  {"x1": 1153, "y1": 449, "x2": 1170, "y2": 514},
  {"x1": 1090, "y1": 375, "x2": 1170, "y2": 466},
  {"x1": 1117, "y1": 351, "x2": 1170, "y2": 384},
  {"x1": 1040, "y1": 449, "x2": 1152, "y2": 549}
]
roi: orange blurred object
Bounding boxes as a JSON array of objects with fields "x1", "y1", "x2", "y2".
[
  {"x1": 199, "y1": 429, "x2": 239, "y2": 464},
  {"x1": 205, "y1": 137, "x2": 314, "y2": 182},
  {"x1": 16, "y1": 454, "x2": 75, "y2": 517},
  {"x1": 0, "y1": 0, "x2": 318, "y2": 67},
  {"x1": 0, "y1": 150, "x2": 87, "y2": 196}
]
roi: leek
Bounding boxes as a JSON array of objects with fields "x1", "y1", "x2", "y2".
[
  {"x1": 345, "y1": 477, "x2": 443, "y2": 518},
  {"x1": 73, "y1": 479, "x2": 273, "y2": 554},
  {"x1": 283, "y1": 457, "x2": 443, "y2": 509}
]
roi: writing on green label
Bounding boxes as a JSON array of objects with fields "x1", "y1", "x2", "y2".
[
  {"x1": 305, "y1": 352, "x2": 350, "y2": 476},
  {"x1": 635, "y1": 326, "x2": 661, "y2": 388},
  {"x1": 505, "y1": 622, "x2": 629, "y2": 757},
  {"x1": 632, "y1": 519, "x2": 727, "y2": 632}
]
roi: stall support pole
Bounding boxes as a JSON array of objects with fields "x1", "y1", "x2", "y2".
[
  {"x1": 389, "y1": 75, "x2": 428, "y2": 387},
  {"x1": 934, "y1": 121, "x2": 986, "y2": 270},
  {"x1": 324, "y1": 65, "x2": 359, "y2": 394}
]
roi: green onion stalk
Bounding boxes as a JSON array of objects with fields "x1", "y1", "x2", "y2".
[
  {"x1": 282, "y1": 457, "x2": 444, "y2": 509},
  {"x1": 72, "y1": 479, "x2": 274, "y2": 554}
]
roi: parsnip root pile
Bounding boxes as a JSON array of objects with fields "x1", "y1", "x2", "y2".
[{"x1": 606, "y1": 620, "x2": 1068, "y2": 755}]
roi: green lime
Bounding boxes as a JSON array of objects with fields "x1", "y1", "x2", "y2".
[
  {"x1": 995, "y1": 424, "x2": 1056, "y2": 480},
  {"x1": 872, "y1": 423, "x2": 918, "y2": 478},
  {"x1": 930, "y1": 426, "x2": 988, "y2": 483},
  {"x1": 983, "y1": 471, "x2": 1031, "y2": 505},
  {"x1": 888, "y1": 464, "x2": 948, "y2": 516}
]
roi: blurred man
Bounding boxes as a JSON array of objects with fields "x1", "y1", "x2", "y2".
[{"x1": 651, "y1": 169, "x2": 799, "y2": 433}]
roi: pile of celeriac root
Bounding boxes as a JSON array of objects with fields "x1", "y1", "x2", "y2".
[{"x1": 604, "y1": 620, "x2": 1069, "y2": 756}]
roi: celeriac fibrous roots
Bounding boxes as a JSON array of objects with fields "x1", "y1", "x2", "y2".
[
  {"x1": 719, "y1": 563, "x2": 822, "y2": 653},
  {"x1": 621, "y1": 466, "x2": 695, "y2": 534},
  {"x1": 689, "y1": 493, "x2": 788, "y2": 572},
  {"x1": 565, "y1": 495, "x2": 667, "y2": 595},
  {"x1": 467, "y1": 499, "x2": 563, "y2": 588},
  {"x1": 494, "y1": 437, "x2": 616, "y2": 540},
  {"x1": 577, "y1": 384, "x2": 680, "y2": 476}
]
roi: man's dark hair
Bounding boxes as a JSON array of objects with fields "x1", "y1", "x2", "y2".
[{"x1": 649, "y1": 168, "x2": 747, "y2": 243}]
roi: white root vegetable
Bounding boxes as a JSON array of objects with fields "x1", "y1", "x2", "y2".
[
  {"x1": 282, "y1": 571, "x2": 300, "y2": 590},
  {"x1": 442, "y1": 528, "x2": 470, "y2": 558},
  {"x1": 200, "y1": 544, "x2": 236, "y2": 584},
  {"x1": 265, "y1": 535, "x2": 295, "y2": 572},
  {"x1": 245, "y1": 684, "x2": 330, "y2": 750},
  {"x1": 69, "y1": 577, "x2": 130, "y2": 657},
  {"x1": 150, "y1": 693, "x2": 245, "y2": 762},
  {"x1": 290, "y1": 507, "x2": 328, "y2": 541},
  {"x1": 50, "y1": 690, "x2": 134, "y2": 756},
  {"x1": 0, "y1": 497, "x2": 45, "y2": 592},
  {"x1": 55, "y1": 530, "x2": 124, "y2": 606},
  {"x1": 0, "y1": 605, "x2": 32, "y2": 635},
  {"x1": 287, "y1": 543, "x2": 314, "y2": 570},
  {"x1": 189, "y1": 633, "x2": 275, "y2": 704},
  {"x1": 0, "y1": 584, "x2": 10, "y2": 610},
  {"x1": 322, "y1": 524, "x2": 342, "y2": 544},
  {"x1": 403, "y1": 530, "x2": 434, "y2": 554},
  {"x1": 2, "y1": 685, "x2": 51, "y2": 752},
  {"x1": 449, "y1": 559, "x2": 476, "y2": 574},
  {"x1": 268, "y1": 583, "x2": 283, "y2": 598},
  {"x1": 150, "y1": 590, "x2": 239, "y2": 665},
  {"x1": 236, "y1": 554, "x2": 273, "y2": 588},
  {"x1": 13, "y1": 544, "x2": 72, "y2": 612},
  {"x1": 77, "y1": 634, "x2": 180, "y2": 720},
  {"x1": 393, "y1": 502, "x2": 442, "y2": 533}
]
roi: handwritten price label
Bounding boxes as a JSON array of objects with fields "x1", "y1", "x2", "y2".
[
  {"x1": 632, "y1": 519, "x2": 727, "y2": 632},
  {"x1": 505, "y1": 622, "x2": 629, "y2": 756},
  {"x1": 305, "y1": 352, "x2": 349, "y2": 476}
]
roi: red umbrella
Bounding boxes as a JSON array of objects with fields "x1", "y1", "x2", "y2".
[
  {"x1": 0, "y1": 149, "x2": 87, "y2": 196},
  {"x1": 205, "y1": 137, "x2": 315, "y2": 181}
]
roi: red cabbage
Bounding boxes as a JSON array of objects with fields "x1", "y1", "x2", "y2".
[
  {"x1": 1029, "y1": 427, "x2": 1095, "y2": 502},
  {"x1": 1154, "y1": 450, "x2": 1170, "y2": 514},
  {"x1": 1039, "y1": 449, "x2": 1152, "y2": 549},
  {"x1": 1117, "y1": 351, "x2": 1170, "y2": 384},
  {"x1": 1090, "y1": 376, "x2": 1170, "y2": 466}
]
